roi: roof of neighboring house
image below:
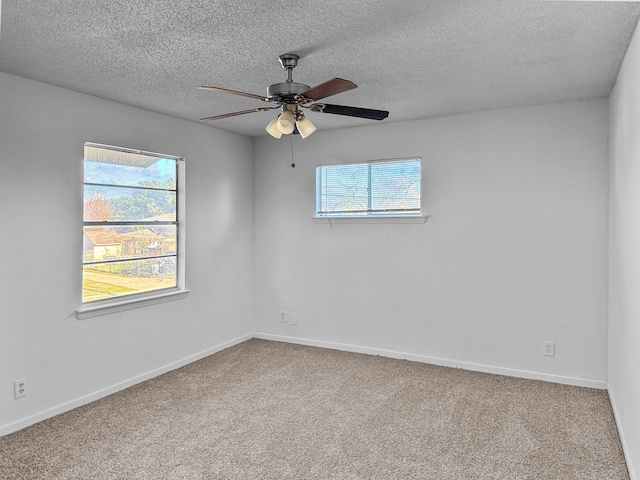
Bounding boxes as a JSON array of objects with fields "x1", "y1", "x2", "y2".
[
  {"x1": 119, "y1": 229, "x2": 161, "y2": 240},
  {"x1": 83, "y1": 229, "x2": 122, "y2": 246}
]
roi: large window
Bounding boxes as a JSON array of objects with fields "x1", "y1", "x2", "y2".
[
  {"x1": 82, "y1": 143, "x2": 183, "y2": 304},
  {"x1": 316, "y1": 157, "x2": 422, "y2": 217}
]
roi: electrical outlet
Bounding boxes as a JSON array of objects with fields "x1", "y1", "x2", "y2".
[
  {"x1": 14, "y1": 378, "x2": 27, "y2": 399},
  {"x1": 543, "y1": 341, "x2": 555, "y2": 357},
  {"x1": 280, "y1": 311, "x2": 287, "y2": 323},
  {"x1": 291, "y1": 313, "x2": 299, "y2": 325}
]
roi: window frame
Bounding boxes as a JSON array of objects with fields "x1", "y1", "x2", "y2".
[
  {"x1": 314, "y1": 156, "x2": 428, "y2": 223},
  {"x1": 77, "y1": 143, "x2": 188, "y2": 319}
]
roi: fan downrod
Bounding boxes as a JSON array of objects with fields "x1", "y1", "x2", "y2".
[{"x1": 279, "y1": 53, "x2": 299, "y2": 84}]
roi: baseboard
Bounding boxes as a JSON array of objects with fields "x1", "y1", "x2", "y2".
[
  {"x1": 0, "y1": 332, "x2": 253, "y2": 437},
  {"x1": 2, "y1": 331, "x2": 608, "y2": 437},
  {"x1": 609, "y1": 386, "x2": 637, "y2": 480},
  {"x1": 253, "y1": 332, "x2": 608, "y2": 390}
]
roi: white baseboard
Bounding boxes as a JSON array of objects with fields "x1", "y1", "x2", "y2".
[
  {"x1": 609, "y1": 387, "x2": 637, "y2": 480},
  {"x1": 253, "y1": 332, "x2": 608, "y2": 390},
  {"x1": 2, "y1": 331, "x2": 609, "y2": 437},
  {"x1": 0, "y1": 332, "x2": 252, "y2": 437}
]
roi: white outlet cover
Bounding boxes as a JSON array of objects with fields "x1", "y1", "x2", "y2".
[
  {"x1": 543, "y1": 341, "x2": 555, "y2": 357},
  {"x1": 14, "y1": 378, "x2": 27, "y2": 399}
]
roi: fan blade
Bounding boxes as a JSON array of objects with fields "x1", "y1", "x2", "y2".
[
  {"x1": 200, "y1": 107, "x2": 278, "y2": 121},
  {"x1": 309, "y1": 103, "x2": 389, "y2": 120},
  {"x1": 198, "y1": 86, "x2": 269, "y2": 102},
  {"x1": 302, "y1": 78, "x2": 357, "y2": 101}
]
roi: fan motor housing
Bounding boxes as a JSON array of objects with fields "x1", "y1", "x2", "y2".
[{"x1": 267, "y1": 82, "x2": 310, "y2": 103}]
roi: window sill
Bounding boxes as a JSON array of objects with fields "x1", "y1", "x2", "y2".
[
  {"x1": 312, "y1": 215, "x2": 430, "y2": 224},
  {"x1": 76, "y1": 289, "x2": 190, "y2": 320}
]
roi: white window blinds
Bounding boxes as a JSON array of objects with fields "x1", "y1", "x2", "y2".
[{"x1": 316, "y1": 158, "x2": 421, "y2": 217}]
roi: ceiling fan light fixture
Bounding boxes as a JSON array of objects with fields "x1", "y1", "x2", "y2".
[
  {"x1": 296, "y1": 114, "x2": 316, "y2": 139},
  {"x1": 266, "y1": 116, "x2": 283, "y2": 138},
  {"x1": 277, "y1": 109, "x2": 295, "y2": 134}
]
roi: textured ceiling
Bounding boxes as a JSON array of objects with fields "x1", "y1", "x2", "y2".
[{"x1": 1, "y1": 1, "x2": 639, "y2": 137}]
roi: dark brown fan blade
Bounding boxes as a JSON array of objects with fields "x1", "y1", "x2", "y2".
[
  {"x1": 309, "y1": 103, "x2": 389, "y2": 120},
  {"x1": 301, "y1": 78, "x2": 357, "y2": 101},
  {"x1": 200, "y1": 107, "x2": 278, "y2": 121},
  {"x1": 198, "y1": 86, "x2": 269, "y2": 102}
]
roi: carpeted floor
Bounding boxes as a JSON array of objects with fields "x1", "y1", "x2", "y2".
[{"x1": 0, "y1": 339, "x2": 630, "y2": 479}]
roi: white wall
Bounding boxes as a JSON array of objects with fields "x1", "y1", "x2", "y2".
[
  {"x1": 254, "y1": 99, "x2": 609, "y2": 387},
  {"x1": 0, "y1": 68, "x2": 615, "y2": 441},
  {"x1": 0, "y1": 72, "x2": 255, "y2": 434},
  {"x1": 609, "y1": 18, "x2": 640, "y2": 480}
]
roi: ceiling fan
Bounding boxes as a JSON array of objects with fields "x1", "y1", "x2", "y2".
[{"x1": 198, "y1": 54, "x2": 389, "y2": 139}]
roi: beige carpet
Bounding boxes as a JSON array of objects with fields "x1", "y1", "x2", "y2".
[{"x1": 0, "y1": 339, "x2": 629, "y2": 479}]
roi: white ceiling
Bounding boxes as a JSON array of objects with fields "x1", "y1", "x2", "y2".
[{"x1": 1, "y1": 1, "x2": 639, "y2": 138}]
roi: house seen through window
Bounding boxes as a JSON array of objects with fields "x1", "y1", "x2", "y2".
[
  {"x1": 82, "y1": 143, "x2": 182, "y2": 303},
  {"x1": 316, "y1": 157, "x2": 422, "y2": 217}
]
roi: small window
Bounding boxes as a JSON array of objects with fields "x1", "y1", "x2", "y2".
[
  {"x1": 316, "y1": 157, "x2": 422, "y2": 217},
  {"x1": 82, "y1": 143, "x2": 183, "y2": 304}
]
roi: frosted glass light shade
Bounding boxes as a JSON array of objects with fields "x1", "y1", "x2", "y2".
[
  {"x1": 296, "y1": 115, "x2": 317, "y2": 139},
  {"x1": 266, "y1": 116, "x2": 283, "y2": 138},
  {"x1": 277, "y1": 110, "x2": 295, "y2": 134}
]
